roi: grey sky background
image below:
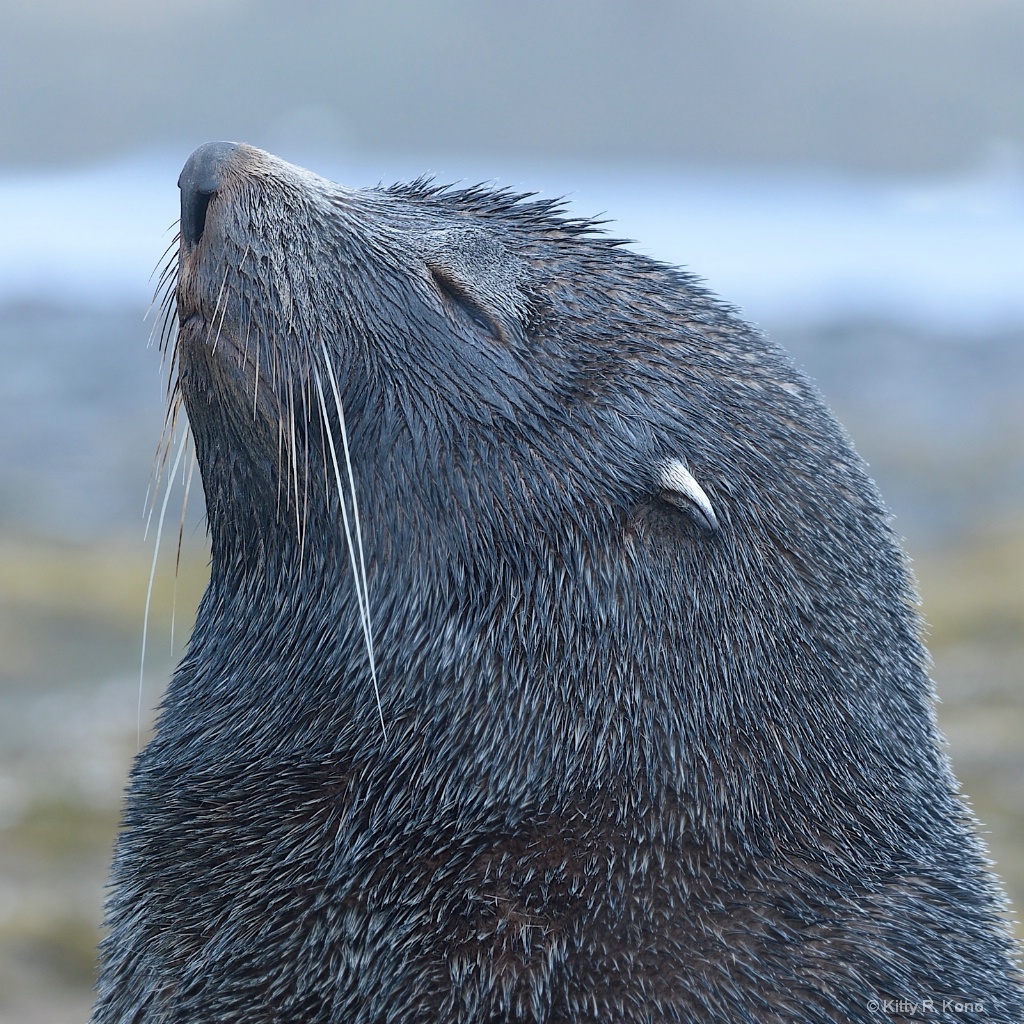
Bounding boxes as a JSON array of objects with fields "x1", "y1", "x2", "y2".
[{"x1": 3, "y1": 0, "x2": 1022, "y2": 175}]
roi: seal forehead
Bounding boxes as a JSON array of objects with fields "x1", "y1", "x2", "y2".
[{"x1": 420, "y1": 224, "x2": 523, "y2": 281}]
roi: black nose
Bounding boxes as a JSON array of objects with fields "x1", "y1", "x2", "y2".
[{"x1": 178, "y1": 141, "x2": 240, "y2": 249}]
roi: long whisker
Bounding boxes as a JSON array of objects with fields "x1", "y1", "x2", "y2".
[
  {"x1": 250, "y1": 319, "x2": 260, "y2": 421},
  {"x1": 286, "y1": 377, "x2": 303, "y2": 546},
  {"x1": 140, "y1": 425, "x2": 190, "y2": 748},
  {"x1": 295, "y1": 362, "x2": 314, "y2": 564},
  {"x1": 209, "y1": 263, "x2": 232, "y2": 353},
  {"x1": 170, "y1": 438, "x2": 198, "y2": 655},
  {"x1": 146, "y1": 229, "x2": 179, "y2": 332},
  {"x1": 147, "y1": 393, "x2": 183, "y2": 533},
  {"x1": 146, "y1": 258, "x2": 182, "y2": 530},
  {"x1": 320, "y1": 342, "x2": 377, "y2": 689},
  {"x1": 150, "y1": 235, "x2": 179, "y2": 304},
  {"x1": 312, "y1": 365, "x2": 385, "y2": 738}
]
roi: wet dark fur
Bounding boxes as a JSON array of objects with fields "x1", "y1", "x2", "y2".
[{"x1": 94, "y1": 145, "x2": 1023, "y2": 1022}]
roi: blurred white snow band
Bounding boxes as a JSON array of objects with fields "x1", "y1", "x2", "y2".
[{"x1": 1, "y1": 150, "x2": 1022, "y2": 330}]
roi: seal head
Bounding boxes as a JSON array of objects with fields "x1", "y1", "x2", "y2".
[{"x1": 94, "y1": 143, "x2": 1024, "y2": 1023}]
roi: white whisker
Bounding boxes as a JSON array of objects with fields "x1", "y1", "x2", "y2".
[
  {"x1": 171, "y1": 442, "x2": 198, "y2": 655},
  {"x1": 140, "y1": 425, "x2": 190, "y2": 748},
  {"x1": 312, "y1": 365, "x2": 385, "y2": 738},
  {"x1": 209, "y1": 264, "x2": 232, "y2": 352}
]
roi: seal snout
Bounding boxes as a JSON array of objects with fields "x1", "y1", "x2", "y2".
[{"x1": 178, "y1": 141, "x2": 240, "y2": 249}]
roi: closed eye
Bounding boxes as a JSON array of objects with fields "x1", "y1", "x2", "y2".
[{"x1": 428, "y1": 266, "x2": 506, "y2": 344}]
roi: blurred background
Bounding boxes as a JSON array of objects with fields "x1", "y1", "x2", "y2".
[{"x1": 1, "y1": 1, "x2": 1022, "y2": 1019}]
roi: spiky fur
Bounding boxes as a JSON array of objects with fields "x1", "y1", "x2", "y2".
[{"x1": 94, "y1": 144, "x2": 1023, "y2": 1023}]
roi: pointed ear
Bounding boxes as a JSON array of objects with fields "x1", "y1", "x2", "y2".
[{"x1": 658, "y1": 458, "x2": 719, "y2": 533}]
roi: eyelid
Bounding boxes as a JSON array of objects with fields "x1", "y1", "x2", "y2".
[{"x1": 428, "y1": 266, "x2": 506, "y2": 344}]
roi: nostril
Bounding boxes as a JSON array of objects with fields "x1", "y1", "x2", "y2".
[
  {"x1": 181, "y1": 188, "x2": 215, "y2": 249},
  {"x1": 178, "y1": 141, "x2": 241, "y2": 249}
]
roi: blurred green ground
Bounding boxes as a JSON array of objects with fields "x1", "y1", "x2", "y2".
[
  {"x1": 0, "y1": 538, "x2": 208, "y2": 1022},
  {"x1": 0, "y1": 522, "x2": 1021, "y2": 1021}
]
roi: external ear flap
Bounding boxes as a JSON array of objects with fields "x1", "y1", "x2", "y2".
[{"x1": 659, "y1": 458, "x2": 719, "y2": 533}]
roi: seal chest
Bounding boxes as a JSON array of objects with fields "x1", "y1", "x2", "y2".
[{"x1": 93, "y1": 143, "x2": 1024, "y2": 1023}]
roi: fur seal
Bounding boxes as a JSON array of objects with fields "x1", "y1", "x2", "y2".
[{"x1": 93, "y1": 142, "x2": 1023, "y2": 1022}]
